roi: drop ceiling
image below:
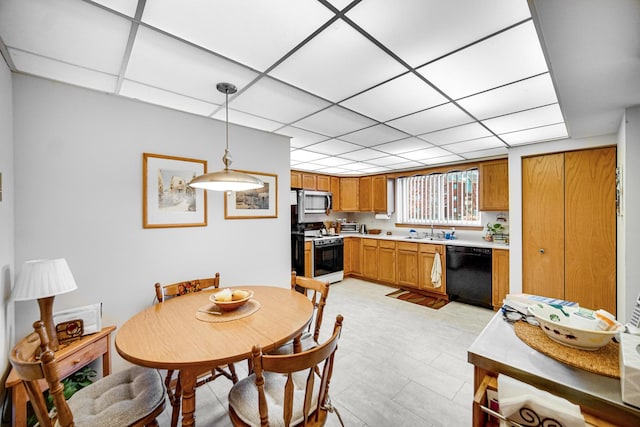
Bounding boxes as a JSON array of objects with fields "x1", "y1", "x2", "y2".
[{"x1": 1, "y1": 0, "x2": 638, "y2": 175}]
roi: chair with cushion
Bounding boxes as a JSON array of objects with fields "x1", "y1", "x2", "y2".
[
  {"x1": 154, "y1": 273, "x2": 239, "y2": 426},
  {"x1": 270, "y1": 272, "x2": 330, "y2": 355},
  {"x1": 10, "y1": 320, "x2": 166, "y2": 427},
  {"x1": 228, "y1": 314, "x2": 344, "y2": 427}
]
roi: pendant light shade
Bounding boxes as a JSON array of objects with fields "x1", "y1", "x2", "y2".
[{"x1": 189, "y1": 83, "x2": 263, "y2": 192}]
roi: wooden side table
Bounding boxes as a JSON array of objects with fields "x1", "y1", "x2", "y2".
[{"x1": 5, "y1": 325, "x2": 116, "y2": 427}]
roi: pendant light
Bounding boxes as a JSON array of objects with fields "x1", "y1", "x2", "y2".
[{"x1": 189, "y1": 82, "x2": 264, "y2": 192}]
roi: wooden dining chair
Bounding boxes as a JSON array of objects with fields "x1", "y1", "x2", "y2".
[
  {"x1": 228, "y1": 315, "x2": 344, "y2": 427},
  {"x1": 270, "y1": 272, "x2": 330, "y2": 355},
  {"x1": 10, "y1": 320, "x2": 165, "y2": 427},
  {"x1": 154, "y1": 273, "x2": 238, "y2": 427}
]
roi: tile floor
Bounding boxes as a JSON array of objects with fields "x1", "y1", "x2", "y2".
[{"x1": 156, "y1": 278, "x2": 496, "y2": 426}]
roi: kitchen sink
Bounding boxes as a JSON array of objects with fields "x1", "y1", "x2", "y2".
[{"x1": 404, "y1": 236, "x2": 446, "y2": 241}]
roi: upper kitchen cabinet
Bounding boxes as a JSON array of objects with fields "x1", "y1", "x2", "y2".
[
  {"x1": 339, "y1": 177, "x2": 359, "y2": 211},
  {"x1": 316, "y1": 175, "x2": 331, "y2": 192},
  {"x1": 331, "y1": 177, "x2": 341, "y2": 211},
  {"x1": 302, "y1": 173, "x2": 317, "y2": 190},
  {"x1": 372, "y1": 175, "x2": 394, "y2": 213},
  {"x1": 522, "y1": 147, "x2": 616, "y2": 314},
  {"x1": 359, "y1": 176, "x2": 372, "y2": 211},
  {"x1": 479, "y1": 159, "x2": 509, "y2": 211},
  {"x1": 291, "y1": 171, "x2": 302, "y2": 189}
]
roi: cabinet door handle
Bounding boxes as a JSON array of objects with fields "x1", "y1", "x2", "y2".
[
  {"x1": 73, "y1": 358, "x2": 81, "y2": 364},
  {"x1": 539, "y1": 249, "x2": 545, "y2": 254}
]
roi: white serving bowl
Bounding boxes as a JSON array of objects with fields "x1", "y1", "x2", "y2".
[{"x1": 527, "y1": 302, "x2": 620, "y2": 351}]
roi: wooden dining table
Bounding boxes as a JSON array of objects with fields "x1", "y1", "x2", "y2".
[{"x1": 115, "y1": 285, "x2": 314, "y2": 427}]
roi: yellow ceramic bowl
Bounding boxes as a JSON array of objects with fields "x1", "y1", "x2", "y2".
[{"x1": 209, "y1": 289, "x2": 253, "y2": 312}]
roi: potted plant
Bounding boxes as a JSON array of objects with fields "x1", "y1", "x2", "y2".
[{"x1": 485, "y1": 222, "x2": 506, "y2": 242}]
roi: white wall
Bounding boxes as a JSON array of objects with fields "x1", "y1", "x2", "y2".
[
  {"x1": 0, "y1": 55, "x2": 15, "y2": 400},
  {"x1": 619, "y1": 106, "x2": 640, "y2": 322},
  {"x1": 11, "y1": 75, "x2": 291, "y2": 370}
]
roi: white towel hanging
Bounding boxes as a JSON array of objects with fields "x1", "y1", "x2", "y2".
[{"x1": 431, "y1": 252, "x2": 442, "y2": 288}]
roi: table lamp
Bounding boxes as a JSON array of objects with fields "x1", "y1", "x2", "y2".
[{"x1": 12, "y1": 258, "x2": 78, "y2": 351}]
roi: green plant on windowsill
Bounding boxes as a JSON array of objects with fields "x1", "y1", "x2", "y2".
[{"x1": 26, "y1": 366, "x2": 96, "y2": 427}]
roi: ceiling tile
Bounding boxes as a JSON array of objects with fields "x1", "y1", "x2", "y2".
[
  {"x1": 346, "y1": 0, "x2": 531, "y2": 67},
  {"x1": 386, "y1": 160, "x2": 426, "y2": 170},
  {"x1": 9, "y1": 49, "x2": 117, "y2": 92},
  {"x1": 270, "y1": 19, "x2": 406, "y2": 101},
  {"x1": 457, "y1": 73, "x2": 559, "y2": 120},
  {"x1": 292, "y1": 105, "x2": 376, "y2": 136},
  {"x1": 373, "y1": 137, "x2": 434, "y2": 154},
  {"x1": 340, "y1": 124, "x2": 409, "y2": 146},
  {"x1": 339, "y1": 161, "x2": 380, "y2": 172},
  {"x1": 212, "y1": 108, "x2": 283, "y2": 132},
  {"x1": 230, "y1": 77, "x2": 331, "y2": 124},
  {"x1": 359, "y1": 165, "x2": 392, "y2": 173},
  {"x1": 340, "y1": 148, "x2": 387, "y2": 161},
  {"x1": 325, "y1": 0, "x2": 355, "y2": 11},
  {"x1": 306, "y1": 139, "x2": 362, "y2": 155},
  {"x1": 120, "y1": 80, "x2": 217, "y2": 116},
  {"x1": 0, "y1": 0, "x2": 131, "y2": 74},
  {"x1": 340, "y1": 73, "x2": 448, "y2": 122},
  {"x1": 277, "y1": 126, "x2": 329, "y2": 148},
  {"x1": 419, "y1": 122, "x2": 492, "y2": 145},
  {"x1": 500, "y1": 123, "x2": 568, "y2": 145},
  {"x1": 418, "y1": 154, "x2": 465, "y2": 165},
  {"x1": 443, "y1": 136, "x2": 506, "y2": 154},
  {"x1": 319, "y1": 166, "x2": 354, "y2": 174},
  {"x1": 311, "y1": 156, "x2": 356, "y2": 167},
  {"x1": 402, "y1": 146, "x2": 452, "y2": 161},
  {"x1": 291, "y1": 162, "x2": 328, "y2": 172},
  {"x1": 141, "y1": 0, "x2": 333, "y2": 71},
  {"x1": 417, "y1": 21, "x2": 549, "y2": 99},
  {"x1": 461, "y1": 147, "x2": 509, "y2": 159},
  {"x1": 365, "y1": 156, "x2": 414, "y2": 167},
  {"x1": 387, "y1": 103, "x2": 473, "y2": 135},
  {"x1": 92, "y1": 0, "x2": 138, "y2": 17},
  {"x1": 482, "y1": 104, "x2": 564, "y2": 134},
  {"x1": 290, "y1": 149, "x2": 330, "y2": 163},
  {"x1": 126, "y1": 27, "x2": 259, "y2": 103}
]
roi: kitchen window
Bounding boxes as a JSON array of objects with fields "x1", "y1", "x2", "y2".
[{"x1": 396, "y1": 169, "x2": 480, "y2": 226}]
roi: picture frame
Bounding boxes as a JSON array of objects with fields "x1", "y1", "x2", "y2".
[
  {"x1": 224, "y1": 171, "x2": 278, "y2": 219},
  {"x1": 143, "y1": 153, "x2": 207, "y2": 228}
]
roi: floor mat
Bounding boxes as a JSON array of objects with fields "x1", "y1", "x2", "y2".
[{"x1": 386, "y1": 289, "x2": 449, "y2": 310}]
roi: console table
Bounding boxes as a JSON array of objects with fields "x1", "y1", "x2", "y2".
[{"x1": 5, "y1": 325, "x2": 116, "y2": 427}]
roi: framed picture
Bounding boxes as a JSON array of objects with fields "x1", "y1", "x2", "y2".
[
  {"x1": 143, "y1": 153, "x2": 207, "y2": 228},
  {"x1": 224, "y1": 171, "x2": 278, "y2": 219}
]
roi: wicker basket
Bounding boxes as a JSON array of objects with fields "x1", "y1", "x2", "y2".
[{"x1": 368, "y1": 229, "x2": 382, "y2": 234}]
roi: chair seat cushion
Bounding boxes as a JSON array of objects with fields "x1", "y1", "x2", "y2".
[
  {"x1": 228, "y1": 371, "x2": 320, "y2": 427},
  {"x1": 269, "y1": 332, "x2": 317, "y2": 356},
  {"x1": 63, "y1": 366, "x2": 165, "y2": 427}
]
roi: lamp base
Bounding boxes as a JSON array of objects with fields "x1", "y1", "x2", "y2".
[{"x1": 37, "y1": 296, "x2": 60, "y2": 351}]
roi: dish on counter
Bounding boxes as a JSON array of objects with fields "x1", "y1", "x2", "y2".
[
  {"x1": 209, "y1": 289, "x2": 253, "y2": 311},
  {"x1": 527, "y1": 302, "x2": 621, "y2": 350}
]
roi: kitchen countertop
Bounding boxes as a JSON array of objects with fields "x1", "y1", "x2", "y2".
[
  {"x1": 335, "y1": 233, "x2": 510, "y2": 250},
  {"x1": 468, "y1": 312, "x2": 640, "y2": 425}
]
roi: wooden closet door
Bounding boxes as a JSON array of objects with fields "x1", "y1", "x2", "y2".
[
  {"x1": 522, "y1": 153, "x2": 565, "y2": 299},
  {"x1": 564, "y1": 147, "x2": 616, "y2": 314}
]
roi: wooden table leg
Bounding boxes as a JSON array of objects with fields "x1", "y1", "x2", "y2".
[
  {"x1": 11, "y1": 382, "x2": 28, "y2": 427},
  {"x1": 179, "y1": 370, "x2": 197, "y2": 427}
]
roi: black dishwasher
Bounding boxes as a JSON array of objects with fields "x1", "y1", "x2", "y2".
[{"x1": 446, "y1": 246, "x2": 492, "y2": 309}]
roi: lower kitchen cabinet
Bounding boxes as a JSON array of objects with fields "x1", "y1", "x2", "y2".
[
  {"x1": 344, "y1": 237, "x2": 361, "y2": 275},
  {"x1": 418, "y1": 243, "x2": 446, "y2": 295},
  {"x1": 492, "y1": 249, "x2": 509, "y2": 310},
  {"x1": 304, "y1": 241, "x2": 312, "y2": 278},
  {"x1": 378, "y1": 240, "x2": 396, "y2": 283},
  {"x1": 397, "y1": 242, "x2": 418, "y2": 288},
  {"x1": 362, "y1": 239, "x2": 378, "y2": 280}
]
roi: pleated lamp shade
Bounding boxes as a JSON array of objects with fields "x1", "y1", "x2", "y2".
[{"x1": 13, "y1": 259, "x2": 78, "y2": 301}]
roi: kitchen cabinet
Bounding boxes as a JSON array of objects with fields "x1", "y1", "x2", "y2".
[
  {"x1": 304, "y1": 241, "x2": 312, "y2": 278},
  {"x1": 522, "y1": 146, "x2": 616, "y2": 314},
  {"x1": 343, "y1": 237, "x2": 361, "y2": 275},
  {"x1": 418, "y1": 243, "x2": 446, "y2": 295},
  {"x1": 397, "y1": 242, "x2": 418, "y2": 288},
  {"x1": 330, "y1": 177, "x2": 341, "y2": 211},
  {"x1": 291, "y1": 171, "x2": 302, "y2": 189},
  {"x1": 378, "y1": 240, "x2": 396, "y2": 283},
  {"x1": 302, "y1": 173, "x2": 317, "y2": 190},
  {"x1": 316, "y1": 175, "x2": 331, "y2": 192},
  {"x1": 359, "y1": 176, "x2": 372, "y2": 211},
  {"x1": 491, "y1": 249, "x2": 509, "y2": 310},
  {"x1": 372, "y1": 175, "x2": 393, "y2": 213},
  {"x1": 339, "y1": 177, "x2": 359, "y2": 211},
  {"x1": 362, "y1": 239, "x2": 378, "y2": 279},
  {"x1": 479, "y1": 159, "x2": 509, "y2": 211}
]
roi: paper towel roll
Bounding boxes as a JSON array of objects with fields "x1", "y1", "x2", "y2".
[{"x1": 374, "y1": 213, "x2": 391, "y2": 220}]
